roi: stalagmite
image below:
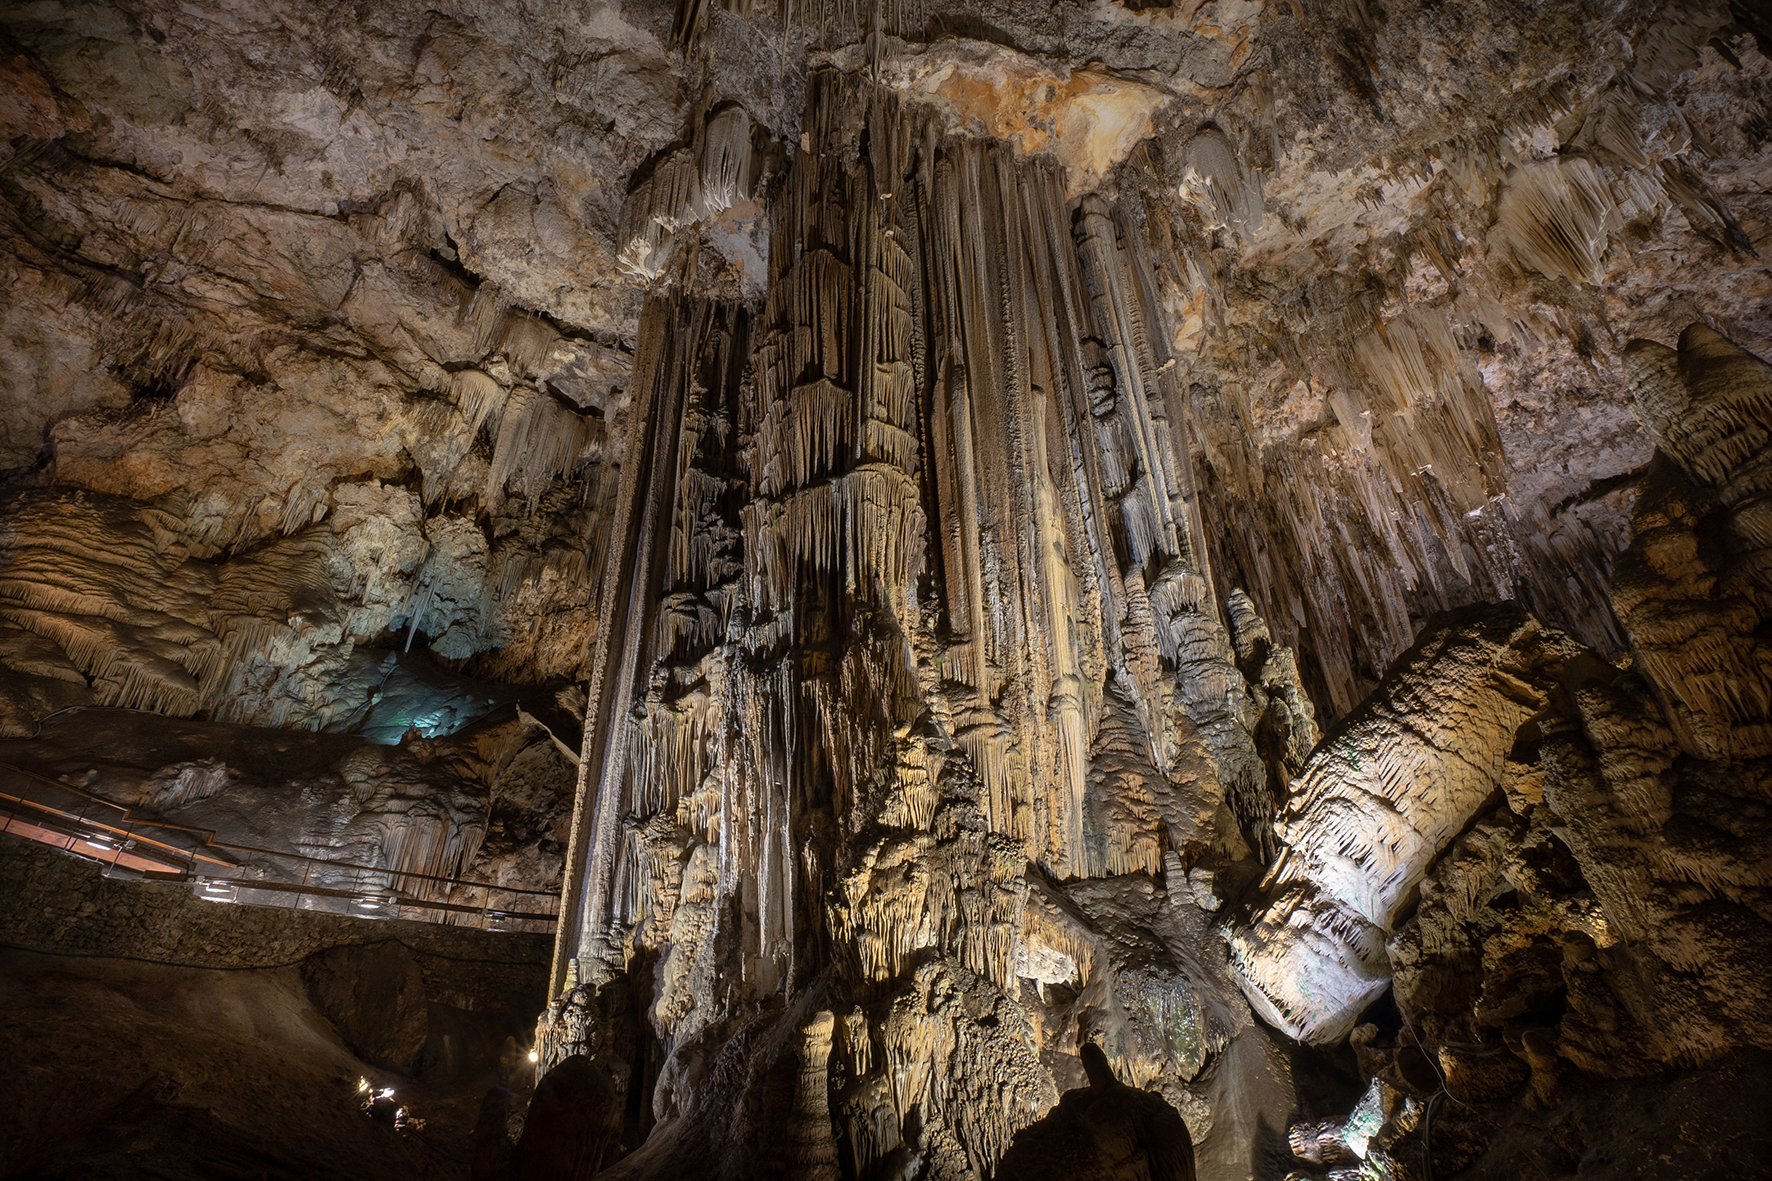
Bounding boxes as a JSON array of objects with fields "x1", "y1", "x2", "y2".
[{"x1": 787, "y1": 1011, "x2": 841, "y2": 1181}]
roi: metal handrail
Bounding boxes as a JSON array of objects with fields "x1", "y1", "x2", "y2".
[
  {"x1": 0, "y1": 759, "x2": 559, "y2": 899},
  {"x1": 187, "y1": 875, "x2": 558, "y2": 923}
]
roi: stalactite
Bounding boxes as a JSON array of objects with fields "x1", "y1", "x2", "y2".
[
  {"x1": 1490, "y1": 155, "x2": 1618, "y2": 286},
  {"x1": 555, "y1": 66, "x2": 1266, "y2": 1178},
  {"x1": 1175, "y1": 125, "x2": 1264, "y2": 242},
  {"x1": 555, "y1": 294, "x2": 752, "y2": 991},
  {"x1": 449, "y1": 368, "x2": 507, "y2": 435},
  {"x1": 6, "y1": 5, "x2": 1771, "y2": 1175},
  {"x1": 484, "y1": 385, "x2": 592, "y2": 510},
  {"x1": 701, "y1": 105, "x2": 758, "y2": 216},
  {"x1": 0, "y1": 491, "x2": 361, "y2": 724},
  {"x1": 617, "y1": 106, "x2": 765, "y2": 279}
]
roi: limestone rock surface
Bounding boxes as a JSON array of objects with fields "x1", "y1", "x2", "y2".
[{"x1": 3, "y1": 1, "x2": 1772, "y2": 1179}]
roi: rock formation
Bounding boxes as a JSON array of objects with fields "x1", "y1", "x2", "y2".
[
  {"x1": 2, "y1": 0, "x2": 1771, "y2": 1178},
  {"x1": 1229, "y1": 325, "x2": 1772, "y2": 1175},
  {"x1": 996, "y1": 1042, "x2": 1197, "y2": 1181},
  {"x1": 1227, "y1": 603, "x2": 1586, "y2": 1045}
]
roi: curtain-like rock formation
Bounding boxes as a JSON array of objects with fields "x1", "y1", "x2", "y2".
[{"x1": 540, "y1": 68, "x2": 1298, "y2": 1177}]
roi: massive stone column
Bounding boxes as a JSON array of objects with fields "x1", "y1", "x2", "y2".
[{"x1": 541, "y1": 69, "x2": 1289, "y2": 1178}]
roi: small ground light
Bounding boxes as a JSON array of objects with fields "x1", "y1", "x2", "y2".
[
  {"x1": 198, "y1": 879, "x2": 238, "y2": 903},
  {"x1": 528, "y1": 1049, "x2": 539, "y2": 1063}
]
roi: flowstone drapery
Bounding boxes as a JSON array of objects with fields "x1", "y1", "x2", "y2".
[{"x1": 539, "y1": 69, "x2": 1299, "y2": 1178}]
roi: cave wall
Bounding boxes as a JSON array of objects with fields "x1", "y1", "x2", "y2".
[
  {"x1": 1225, "y1": 322, "x2": 1772, "y2": 1176},
  {"x1": 1, "y1": 705, "x2": 579, "y2": 906},
  {"x1": 3, "y1": 0, "x2": 1765, "y2": 746},
  {"x1": 1176, "y1": 0, "x2": 1772, "y2": 714}
]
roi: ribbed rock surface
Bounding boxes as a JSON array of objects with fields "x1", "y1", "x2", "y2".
[
  {"x1": 1227, "y1": 604, "x2": 1583, "y2": 1044},
  {"x1": 1285, "y1": 329, "x2": 1772, "y2": 1176}
]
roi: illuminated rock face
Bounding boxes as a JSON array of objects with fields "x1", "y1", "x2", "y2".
[
  {"x1": 3, "y1": 1, "x2": 1772, "y2": 1178},
  {"x1": 1231, "y1": 328, "x2": 1772, "y2": 1058},
  {"x1": 1227, "y1": 604, "x2": 1584, "y2": 1045},
  {"x1": 543, "y1": 69, "x2": 1282, "y2": 1176},
  {"x1": 1317, "y1": 332, "x2": 1772, "y2": 1180}
]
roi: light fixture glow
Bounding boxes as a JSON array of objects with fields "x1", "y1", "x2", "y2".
[
  {"x1": 197, "y1": 879, "x2": 238, "y2": 903},
  {"x1": 527, "y1": 1050, "x2": 539, "y2": 1063}
]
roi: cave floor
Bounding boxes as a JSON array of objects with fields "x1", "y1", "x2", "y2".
[{"x1": 0, "y1": 948, "x2": 515, "y2": 1180}]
